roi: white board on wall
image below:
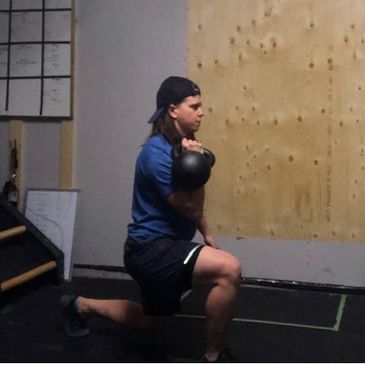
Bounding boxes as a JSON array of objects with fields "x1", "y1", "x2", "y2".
[{"x1": 25, "y1": 189, "x2": 79, "y2": 280}]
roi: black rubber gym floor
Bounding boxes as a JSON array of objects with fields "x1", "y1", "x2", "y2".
[{"x1": 1, "y1": 274, "x2": 365, "y2": 362}]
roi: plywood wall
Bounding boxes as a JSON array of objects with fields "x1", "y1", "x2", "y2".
[{"x1": 187, "y1": 0, "x2": 365, "y2": 244}]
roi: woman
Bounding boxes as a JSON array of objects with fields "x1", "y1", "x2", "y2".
[{"x1": 61, "y1": 76, "x2": 242, "y2": 362}]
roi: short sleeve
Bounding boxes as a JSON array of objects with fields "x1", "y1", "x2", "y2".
[{"x1": 144, "y1": 146, "x2": 173, "y2": 198}]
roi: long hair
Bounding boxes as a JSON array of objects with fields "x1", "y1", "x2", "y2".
[{"x1": 148, "y1": 109, "x2": 195, "y2": 147}]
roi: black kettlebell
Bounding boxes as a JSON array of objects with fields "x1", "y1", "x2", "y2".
[{"x1": 171, "y1": 145, "x2": 216, "y2": 191}]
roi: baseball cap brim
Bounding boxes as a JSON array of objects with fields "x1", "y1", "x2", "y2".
[{"x1": 147, "y1": 107, "x2": 165, "y2": 124}]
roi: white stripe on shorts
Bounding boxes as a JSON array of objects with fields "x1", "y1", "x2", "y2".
[{"x1": 183, "y1": 245, "x2": 202, "y2": 265}]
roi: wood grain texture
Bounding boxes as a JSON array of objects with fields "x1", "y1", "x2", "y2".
[{"x1": 188, "y1": 0, "x2": 365, "y2": 243}]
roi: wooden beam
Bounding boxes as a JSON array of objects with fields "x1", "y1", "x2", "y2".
[
  {"x1": 0, "y1": 261, "x2": 57, "y2": 292},
  {"x1": 9, "y1": 120, "x2": 23, "y2": 210},
  {"x1": 0, "y1": 225, "x2": 26, "y2": 241}
]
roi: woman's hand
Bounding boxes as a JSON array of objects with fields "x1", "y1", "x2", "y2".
[
  {"x1": 181, "y1": 137, "x2": 203, "y2": 153},
  {"x1": 204, "y1": 234, "x2": 220, "y2": 249}
]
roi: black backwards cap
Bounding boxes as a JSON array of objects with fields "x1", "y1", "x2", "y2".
[{"x1": 147, "y1": 76, "x2": 201, "y2": 124}]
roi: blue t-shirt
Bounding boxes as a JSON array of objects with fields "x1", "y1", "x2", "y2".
[{"x1": 127, "y1": 135, "x2": 197, "y2": 243}]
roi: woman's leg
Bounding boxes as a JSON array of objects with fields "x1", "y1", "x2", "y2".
[
  {"x1": 76, "y1": 297, "x2": 160, "y2": 331},
  {"x1": 192, "y1": 246, "x2": 242, "y2": 361}
]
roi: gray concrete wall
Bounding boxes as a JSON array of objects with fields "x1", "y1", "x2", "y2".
[
  {"x1": 22, "y1": 123, "x2": 60, "y2": 189},
  {"x1": 72, "y1": 0, "x2": 188, "y2": 265}
]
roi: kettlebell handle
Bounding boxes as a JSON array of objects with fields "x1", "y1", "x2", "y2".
[
  {"x1": 172, "y1": 145, "x2": 215, "y2": 167},
  {"x1": 203, "y1": 148, "x2": 215, "y2": 167}
]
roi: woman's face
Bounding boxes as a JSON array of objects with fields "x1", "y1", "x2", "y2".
[{"x1": 169, "y1": 95, "x2": 204, "y2": 137}]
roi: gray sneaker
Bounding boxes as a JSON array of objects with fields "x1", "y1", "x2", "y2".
[{"x1": 60, "y1": 294, "x2": 90, "y2": 337}]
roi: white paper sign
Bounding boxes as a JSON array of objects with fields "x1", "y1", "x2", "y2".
[{"x1": 25, "y1": 189, "x2": 79, "y2": 280}]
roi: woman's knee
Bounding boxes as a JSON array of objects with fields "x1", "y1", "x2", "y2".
[
  {"x1": 209, "y1": 252, "x2": 242, "y2": 287},
  {"x1": 222, "y1": 255, "x2": 242, "y2": 285},
  {"x1": 193, "y1": 246, "x2": 242, "y2": 286}
]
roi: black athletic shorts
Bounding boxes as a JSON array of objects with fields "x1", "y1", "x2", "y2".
[{"x1": 124, "y1": 236, "x2": 204, "y2": 316}]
